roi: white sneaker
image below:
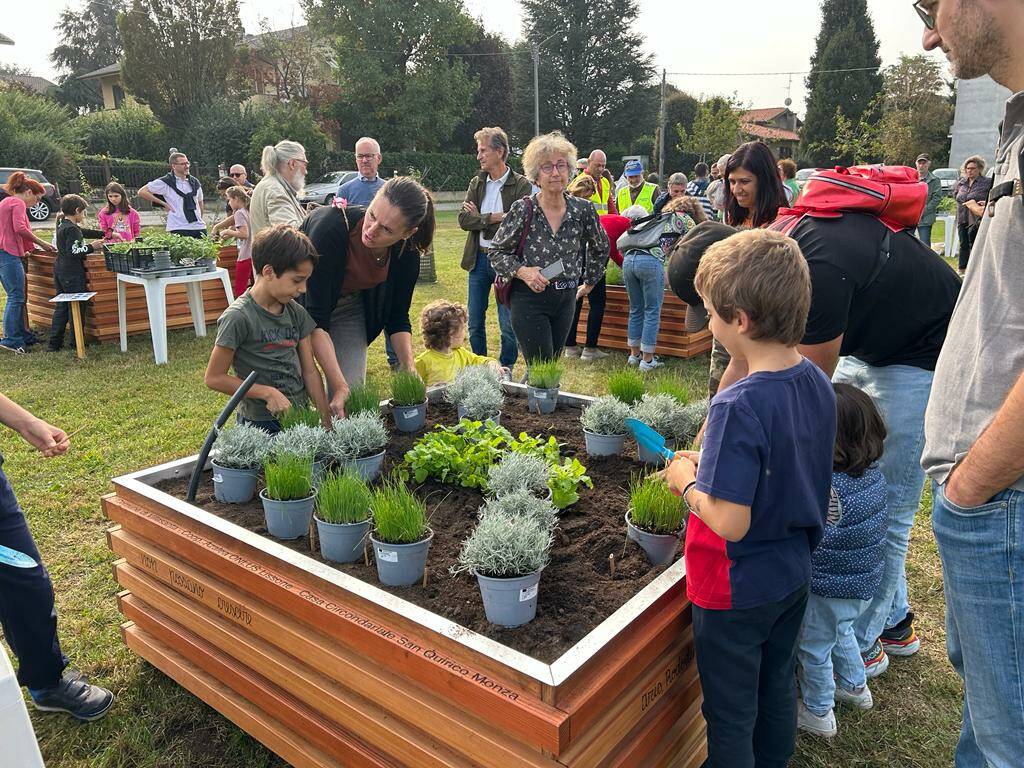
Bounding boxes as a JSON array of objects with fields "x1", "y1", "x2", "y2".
[
  {"x1": 797, "y1": 701, "x2": 837, "y2": 739},
  {"x1": 627, "y1": 354, "x2": 641, "y2": 366},
  {"x1": 639, "y1": 357, "x2": 664, "y2": 372},
  {"x1": 580, "y1": 347, "x2": 609, "y2": 362},
  {"x1": 835, "y1": 683, "x2": 873, "y2": 710},
  {"x1": 563, "y1": 346, "x2": 581, "y2": 359}
]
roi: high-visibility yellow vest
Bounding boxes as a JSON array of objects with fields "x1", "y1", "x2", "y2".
[
  {"x1": 572, "y1": 172, "x2": 612, "y2": 214},
  {"x1": 617, "y1": 182, "x2": 657, "y2": 214}
]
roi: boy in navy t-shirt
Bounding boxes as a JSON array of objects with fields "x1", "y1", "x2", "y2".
[{"x1": 666, "y1": 229, "x2": 836, "y2": 768}]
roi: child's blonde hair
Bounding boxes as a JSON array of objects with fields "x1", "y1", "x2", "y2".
[
  {"x1": 694, "y1": 229, "x2": 810, "y2": 346},
  {"x1": 226, "y1": 186, "x2": 250, "y2": 207},
  {"x1": 420, "y1": 300, "x2": 468, "y2": 351}
]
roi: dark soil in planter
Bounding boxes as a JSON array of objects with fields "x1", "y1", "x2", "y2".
[{"x1": 154, "y1": 399, "x2": 677, "y2": 663}]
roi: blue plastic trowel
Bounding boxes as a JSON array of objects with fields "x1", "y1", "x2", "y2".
[
  {"x1": 625, "y1": 418, "x2": 676, "y2": 463},
  {"x1": 0, "y1": 543, "x2": 37, "y2": 568}
]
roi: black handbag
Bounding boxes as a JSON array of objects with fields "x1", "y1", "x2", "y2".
[{"x1": 493, "y1": 197, "x2": 534, "y2": 307}]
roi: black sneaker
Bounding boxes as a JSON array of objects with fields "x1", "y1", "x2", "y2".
[
  {"x1": 880, "y1": 611, "x2": 921, "y2": 656},
  {"x1": 31, "y1": 669, "x2": 114, "y2": 721}
]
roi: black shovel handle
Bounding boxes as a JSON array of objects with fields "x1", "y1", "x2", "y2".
[{"x1": 186, "y1": 371, "x2": 259, "y2": 503}]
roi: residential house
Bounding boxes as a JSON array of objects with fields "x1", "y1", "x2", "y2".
[
  {"x1": 0, "y1": 74, "x2": 57, "y2": 96},
  {"x1": 77, "y1": 63, "x2": 125, "y2": 110},
  {"x1": 740, "y1": 107, "x2": 802, "y2": 159}
]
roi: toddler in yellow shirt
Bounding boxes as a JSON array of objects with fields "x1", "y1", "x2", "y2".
[{"x1": 415, "y1": 300, "x2": 510, "y2": 386}]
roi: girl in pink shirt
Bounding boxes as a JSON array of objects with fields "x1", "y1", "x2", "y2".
[{"x1": 97, "y1": 182, "x2": 141, "y2": 243}]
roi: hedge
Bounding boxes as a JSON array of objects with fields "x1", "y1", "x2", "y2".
[
  {"x1": 324, "y1": 150, "x2": 523, "y2": 192},
  {"x1": 70, "y1": 155, "x2": 218, "y2": 197}
]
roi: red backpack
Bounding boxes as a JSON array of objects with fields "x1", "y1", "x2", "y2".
[{"x1": 771, "y1": 165, "x2": 927, "y2": 235}]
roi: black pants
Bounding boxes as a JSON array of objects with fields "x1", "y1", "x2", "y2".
[
  {"x1": 693, "y1": 584, "x2": 809, "y2": 768},
  {"x1": 170, "y1": 228, "x2": 207, "y2": 239},
  {"x1": 0, "y1": 467, "x2": 68, "y2": 689},
  {"x1": 509, "y1": 282, "x2": 576, "y2": 362},
  {"x1": 48, "y1": 272, "x2": 86, "y2": 350},
  {"x1": 957, "y1": 222, "x2": 979, "y2": 272},
  {"x1": 566, "y1": 276, "x2": 607, "y2": 349}
]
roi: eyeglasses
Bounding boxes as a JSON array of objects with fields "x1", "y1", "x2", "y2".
[
  {"x1": 229, "y1": 172, "x2": 244, "y2": 177},
  {"x1": 540, "y1": 160, "x2": 570, "y2": 175},
  {"x1": 913, "y1": 1, "x2": 935, "y2": 29},
  {"x1": 356, "y1": 154, "x2": 377, "y2": 161}
]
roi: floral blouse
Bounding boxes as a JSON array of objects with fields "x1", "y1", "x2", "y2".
[
  {"x1": 955, "y1": 175, "x2": 993, "y2": 226},
  {"x1": 488, "y1": 192, "x2": 610, "y2": 285}
]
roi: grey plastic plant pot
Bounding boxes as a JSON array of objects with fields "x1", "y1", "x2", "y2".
[
  {"x1": 312, "y1": 458, "x2": 328, "y2": 488},
  {"x1": 260, "y1": 489, "x2": 316, "y2": 540},
  {"x1": 456, "y1": 405, "x2": 502, "y2": 426},
  {"x1": 475, "y1": 569, "x2": 543, "y2": 627},
  {"x1": 637, "y1": 438, "x2": 676, "y2": 466},
  {"x1": 391, "y1": 400, "x2": 428, "y2": 433},
  {"x1": 370, "y1": 529, "x2": 434, "y2": 587},
  {"x1": 527, "y1": 386, "x2": 560, "y2": 415},
  {"x1": 343, "y1": 450, "x2": 386, "y2": 483},
  {"x1": 211, "y1": 461, "x2": 259, "y2": 503},
  {"x1": 314, "y1": 515, "x2": 370, "y2": 564},
  {"x1": 625, "y1": 511, "x2": 683, "y2": 566},
  {"x1": 583, "y1": 429, "x2": 627, "y2": 457}
]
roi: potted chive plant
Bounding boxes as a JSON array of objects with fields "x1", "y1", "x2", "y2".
[
  {"x1": 314, "y1": 469, "x2": 373, "y2": 563},
  {"x1": 390, "y1": 371, "x2": 428, "y2": 433},
  {"x1": 580, "y1": 395, "x2": 632, "y2": 457},
  {"x1": 259, "y1": 453, "x2": 317, "y2": 540},
  {"x1": 445, "y1": 366, "x2": 504, "y2": 424},
  {"x1": 210, "y1": 424, "x2": 272, "y2": 503},
  {"x1": 345, "y1": 381, "x2": 383, "y2": 417},
  {"x1": 525, "y1": 358, "x2": 564, "y2": 415},
  {"x1": 325, "y1": 413, "x2": 389, "y2": 482},
  {"x1": 273, "y1": 424, "x2": 331, "y2": 486},
  {"x1": 278, "y1": 405, "x2": 323, "y2": 430},
  {"x1": 369, "y1": 477, "x2": 433, "y2": 587},
  {"x1": 452, "y1": 509, "x2": 554, "y2": 627},
  {"x1": 486, "y1": 453, "x2": 551, "y2": 500},
  {"x1": 625, "y1": 473, "x2": 687, "y2": 565},
  {"x1": 607, "y1": 367, "x2": 646, "y2": 406},
  {"x1": 632, "y1": 393, "x2": 687, "y2": 465}
]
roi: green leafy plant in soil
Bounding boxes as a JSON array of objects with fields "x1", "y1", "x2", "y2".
[
  {"x1": 548, "y1": 458, "x2": 593, "y2": 510},
  {"x1": 605, "y1": 261, "x2": 624, "y2": 285},
  {"x1": 580, "y1": 395, "x2": 632, "y2": 436},
  {"x1": 279, "y1": 405, "x2": 322, "y2": 430},
  {"x1": 211, "y1": 423, "x2": 273, "y2": 469},
  {"x1": 452, "y1": 511, "x2": 553, "y2": 579},
  {"x1": 345, "y1": 381, "x2": 383, "y2": 416},
  {"x1": 629, "y1": 473, "x2": 686, "y2": 535},
  {"x1": 263, "y1": 453, "x2": 314, "y2": 501},
  {"x1": 316, "y1": 470, "x2": 372, "y2": 524},
  {"x1": 487, "y1": 452, "x2": 550, "y2": 498},
  {"x1": 371, "y1": 477, "x2": 429, "y2": 544},
  {"x1": 527, "y1": 358, "x2": 564, "y2": 389},
  {"x1": 608, "y1": 367, "x2": 646, "y2": 405},
  {"x1": 107, "y1": 231, "x2": 219, "y2": 263},
  {"x1": 391, "y1": 371, "x2": 427, "y2": 406}
]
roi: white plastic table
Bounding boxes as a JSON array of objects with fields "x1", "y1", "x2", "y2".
[
  {"x1": 0, "y1": 642, "x2": 45, "y2": 768},
  {"x1": 937, "y1": 213, "x2": 959, "y2": 257},
  {"x1": 117, "y1": 268, "x2": 233, "y2": 365}
]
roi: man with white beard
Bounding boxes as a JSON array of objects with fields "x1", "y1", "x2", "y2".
[{"x1": 249, "y1": 140, "x2": 310, "y2": 236}]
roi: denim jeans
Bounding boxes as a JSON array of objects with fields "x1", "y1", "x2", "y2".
[
  {"x1": 237, "y1": 414, "x2": 281, "y2": 435},
  {"x1": 797, "y1": 594, "x2": 869, "y2": 716},
  {"x1": 832, "y1": 356, "x2": 933, "y2": 650},
  {"x1": 0, "y1": 249, "x2": 30, "y2": 347},
  {"x1": 932, "y1": 482, "x2": 1024, "y2": 768},
  {"x1": 623, "y1": 252, "x2": 665, "y2": 354},
  {"x1": 917, "y1": 224, "x2": 933, "y2": 245},
  {"x1": 467, "y1": 251, "x2": 518, "y2": 368}
]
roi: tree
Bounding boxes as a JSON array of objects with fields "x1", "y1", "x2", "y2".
[
  {"x1": 248, "y1": 103, "x2": 330, "y2": 175},
  {"x1": 305, "y1": 0, "x2": 479, "y2": 151},
  {"x1": 676, "y1": 97, "x2": 743, "y2": 164},
  {"x1": 876, "y1": 55, "x2": 954, "y2": 165},
  {"x1": 449, "y1": 26, "x2": 516, "y2": 153},
  {"x1": 118, "y1": 0, "x2": 243, "y2": 129},
  {"x1": 49, "y1": 0, "x2": 127, "y2": 111},
  {"x1": 827, "y1": 103, "x2": 881, "y2": 165},
  {"x1": 512, "y1": 0, "x2": 656, "y2": 152},
  {"x1": 800, "y1": 0, "x2": 883, "y2": 166},
  {"x1": 0, "y1": 86, "x2": 79, "y2": 179},
  {"x1": 656, "y1": 88, "x2": 700, "y2": 175},
  {"x1": 185, "y1": 98, "x2": 261, "y2": 171},
  {"x1": 73, "y1": 98, "x2": 168, "y2": 160}
]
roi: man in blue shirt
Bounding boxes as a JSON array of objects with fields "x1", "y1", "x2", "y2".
[{"x1": 337, "y1": 137, "x2": 385, "y2": 205}]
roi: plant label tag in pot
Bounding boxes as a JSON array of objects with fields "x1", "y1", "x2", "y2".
[
  {"x1": 535, "y1": 391, "x2": 547, "y2": 399},
  {"x1": 519, "y1": 583, "x2": 539, "y2": 602},
  {"x1": 213, "y1": 473, "x2": 223, "y2": 483},
  {"x1": 540, "y1": 259, "x2": 565, "y2": 280},
  {"x1": 377, "y1": 547, "x2": 398, "y2": 563}
]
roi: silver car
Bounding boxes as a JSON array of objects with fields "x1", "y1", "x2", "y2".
[
  {"x1": 298, "y1": 170, "x2": 357, "y2": 206},
  {"x1": 934, "y1": 168, "x2": 959, "y2": 195}
]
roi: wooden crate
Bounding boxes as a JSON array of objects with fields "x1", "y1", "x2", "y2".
[
  {"x1": 25, "y1": 247, "x2": 240, "y2": 343},
  {"x1": 576, "y1": 285, "x2": 712, "y2": 359},
  {"x1": 102, "y1": 391, "x2": 705, "y2": 768}
]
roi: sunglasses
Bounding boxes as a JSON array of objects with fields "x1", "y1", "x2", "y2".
[
  {"x1": 913, "y1": 1, "x2": 935, "y2": 30},
  {"x1": 229, "y1": 172, "x2": 244, "y2": 177}
]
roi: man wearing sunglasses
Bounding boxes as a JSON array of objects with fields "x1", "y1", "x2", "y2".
[
  {"x1": 920, "y1": 2, "x2": 1024, "y2": 767},
  {"x1": 228, "y1": 164, "x2": 254, "y2": 190}
]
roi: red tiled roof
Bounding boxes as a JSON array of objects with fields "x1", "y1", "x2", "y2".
[
  {"x1": 741, "y1": 122, "x2": 800, "y2": 142},
  {"x1": 741, "y1": 107, "x2": 788, "y2": 124}
]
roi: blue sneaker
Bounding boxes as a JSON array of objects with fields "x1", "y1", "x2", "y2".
[
  {"x1": 30, "y1": 669, "x2": 114, "y2": 721},
  {"x1": 0, "y1": 340, "x2": 26, "y2": 354}
]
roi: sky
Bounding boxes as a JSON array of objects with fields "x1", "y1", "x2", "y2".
[{"x1": 1, "y1": 0, "x2": 946, "y2": 116}]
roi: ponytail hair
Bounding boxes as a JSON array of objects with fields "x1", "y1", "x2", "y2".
[
  {"x1": 374, "y1": 176, "x2": 435, "y2": 253},
  {"x1": 260, "y1": 140, "x2": 307, "y2": 177},
  {"x1": 4, "y1": 171, "x2": 45, "y2": 196}
]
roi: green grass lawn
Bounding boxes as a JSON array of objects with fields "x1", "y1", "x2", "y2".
[{"x1": 0, "y1": 211, "x2": 961, "y2": 766}]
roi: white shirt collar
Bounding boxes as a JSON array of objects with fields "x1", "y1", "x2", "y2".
[{"x1": 487, "y1": 167, "x2": 511, "y2": 186}]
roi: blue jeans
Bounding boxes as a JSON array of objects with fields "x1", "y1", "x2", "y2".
[
  {"x1": 0, "y1": 249, "x2": 30, "y2": 347},
  {"x1": 832, "y1": 357, "x2": 933, "y2": 650},
  {"x1": 932, "y1": 483, "x2": 1024, "y2": 768},
  {"x1": 623, "y1": 252, "x2": 665, "y2": 354},
  {"x1": 797, "y1": 594, "x2": 869, "y2": 716},
  {"x1": 467, "y1": 251, "x2": 517, "y2": 368},
  {"x1": 917, "y1": 224, "x2": 933, "y2": 245}
]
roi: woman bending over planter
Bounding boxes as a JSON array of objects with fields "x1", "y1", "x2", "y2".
[
  {"x1": 301, "y1": 177, "x2": 435, "y2": 417},
  {"x1": 488, "y1": 132, "x2": 609, "y2": 362}
]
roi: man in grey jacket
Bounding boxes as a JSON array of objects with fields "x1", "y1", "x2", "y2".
[
  {"x1": 459, "y1": 126, "x2": 532, "y2": 369},
  {"x1": 915, "y1": 153, "x2": 943, "y2": 245}
]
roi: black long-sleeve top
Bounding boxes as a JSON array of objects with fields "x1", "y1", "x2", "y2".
[{"x1": 55, "y1": 218, "x2": 102, "y2": 278}]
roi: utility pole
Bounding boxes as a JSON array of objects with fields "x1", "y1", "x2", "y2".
[
  {"x1": 658, "y1": 68, "x2": 666, "y2": 182},
  {"x1": 533, "y1": 42, "x2": 541, "y2": 137}
]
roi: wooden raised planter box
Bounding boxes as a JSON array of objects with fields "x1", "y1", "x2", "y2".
[
  {"x1": 26, "y1": 246, "x2": 240, "y2": 343},
  {"x1": 102, "y1": 387, "x2": 705, "y2": 768},
  {"x1": 576, "y1": 284, "x2": 712, "y2": 359}
]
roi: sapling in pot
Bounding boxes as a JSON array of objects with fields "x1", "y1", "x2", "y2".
[
  {"x1": 626, "y1": 473, "x2": 687, "y2": 565},
  {"x1": 369, "y1": 477, "x2": 433, "y2": 587},
  {"x1": 325, "y1": 413, "x2": 389, "y2": 482},
  {"x1": 210, "y1": 424, "x2": 273, "y2": 503},
  {"x1": 487, "y1": 452, "x2": 551, "y2": 499},
  {"x1": 632, "y1": 393, "x2": 688, "y2": 464},
  {"x1": 345, "y1": 381, "x2": 383, "y2": 417},
  {"x1": 607, "y1": 368, "x2": 646, "y2": 405},
  {"x1": 260, "y1": 453, "x2": 316, "y2": 540},
  {"x1": 479, "y1": 490, "x2": 558, "y2": 532},
  {"x1": 580, "y1": 395, "x2": 632, "y2": 456},
  {"x1": 315, "y1": 469, "x2": 373, "y2": 563},
  {"x1": 452, "y1": 511, "x2": 554, "y2": 627},
  {"x1": 390, "y1": 371, "x2": 428, "y2": 432},
  {"x1": 526, "y1": 358, "x2": 564, "y2": 414},
  {"x1": 445, "y1": 365, "x2": 503, "y2": 422}
]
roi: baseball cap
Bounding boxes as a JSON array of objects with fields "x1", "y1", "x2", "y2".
[
  {"x1": 916, "y1": 153, "x2": 930, "y2": 162},
  {"x1": 624, "y1": 159, "x2": 644, "y2": 177}
]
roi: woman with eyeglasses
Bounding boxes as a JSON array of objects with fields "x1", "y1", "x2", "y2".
[
  {"x1": 488, "y1": 132, "x2": 610, "y2": 364},
  {"x1": 953, "y1": 155, "x2": 992, "y2": 275}
]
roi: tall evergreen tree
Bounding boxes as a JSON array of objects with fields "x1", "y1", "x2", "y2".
[
  {"x1": 50, "y1": 0, "x2": 127, "y2": 111},
  {"x1": 449, "y1": 26, "x2": 515, "y2": 153},
  {"x1": 513, "y1": 0, "x2": 655, "y2": 152},
  {"x1": 800, "y1": 0, "x2": 882, "y2": 166}
]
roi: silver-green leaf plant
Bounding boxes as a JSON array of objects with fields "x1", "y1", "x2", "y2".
[
  {"x1": 325, "y1": 413, "x2": 389, "y2": 462},
  {"x1": 452, "y1": 511, "x2": 553, "y2": 578},
  {"x1": 580, "y1": 395, "x2": 632, "y2": 436},
  {"x1": 211, "y1": 424, "x2": 273, "y2": 470}
]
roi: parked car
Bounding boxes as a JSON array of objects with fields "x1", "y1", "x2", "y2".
[
  {"x1": 0, "y1": 168, "x2": 59, "y2": 221},
  {"x1": 299, "y1": 171, "x2": 358, "y2": 206},
  {"x1": 934, "y1": 167, "x2": 959, "y2": 195},
  {"x1": 795, "y1": 168, "x2": 817, "y2": 188}
]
